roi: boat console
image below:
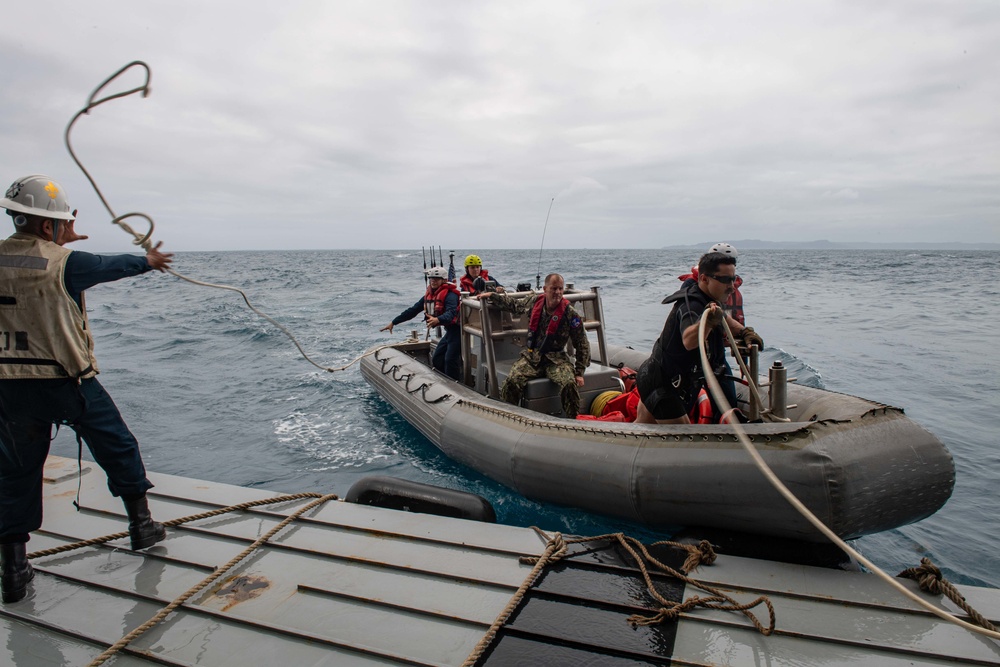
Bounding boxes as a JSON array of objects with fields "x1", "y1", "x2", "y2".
[{"x1": 459, "y1": 286, "x2": 624, "y2": 416}]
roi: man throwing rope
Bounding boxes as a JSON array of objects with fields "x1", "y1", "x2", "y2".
[{"x1": 0, "y1": 174, "x2": 173, "y2": 603}]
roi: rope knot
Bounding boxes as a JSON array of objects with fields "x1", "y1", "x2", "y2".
[
  {"x1": 682, "y1": 539, "x2": 717, "y2": 572},
  {"x1": 627, "y1": 597, "x2": 703, "y2": 628},
  {"x1": 896, "y1": 558, "x2": 998, "y2": 632},
  {"x1": 519, "y1": 531, "x2": 568, "y2": 566},
  {"x1": 898, "y1": 557, "x2": 945, "y2": 595}
]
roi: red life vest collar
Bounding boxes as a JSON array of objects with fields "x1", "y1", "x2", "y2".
[
  {"x1": 424, "y1": 281, "x2": 461, "y2": 317},
  {"x1": 528, "y1": 296, "x2": 569, "y2": 349},
  {"x1": 460, "y1": 268, "x2": 491, "y2": 294}
]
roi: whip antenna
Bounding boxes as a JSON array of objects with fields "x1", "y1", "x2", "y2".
[{"x1": 535, "y1": 197, "x2": 555, "y2": 290}]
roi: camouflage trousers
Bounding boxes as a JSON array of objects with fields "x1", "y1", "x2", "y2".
[{"x1": 500, "y1": 357, "x2": 581, "y2": 418}]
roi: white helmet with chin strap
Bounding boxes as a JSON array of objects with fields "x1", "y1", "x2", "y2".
[
  {"x1": 1, "y1": 175, "x2": 75, "y2": 224},
  {"x1": 425, "y1": 266, "x2": 449, "y2": 279},
  {"x1": 709, "y1": 242, "x2": 738, "y2": 258}
]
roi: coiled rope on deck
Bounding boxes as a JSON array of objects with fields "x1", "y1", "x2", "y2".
[
  {"x1": 462, "y1": 528, "x2": 773, "y2": 666},
  {"x1": 64, "y1": 61, "x2": 372, "y2": 374},
  {"x1": 702, "y1": 312, "x2": 1000, "y2": 641},
  {"x1": 29, "y1": 492, "x2": 340, "y2": 667}
]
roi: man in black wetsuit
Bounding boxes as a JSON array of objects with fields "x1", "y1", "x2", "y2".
[
  {"x1": 635, "y1": 251, "x2": 763, "y2": 424},
  {"x1": 0, "y1": 175, "x2": 174, "y2": 603}
]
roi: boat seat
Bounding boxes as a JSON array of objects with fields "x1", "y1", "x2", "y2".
[{"x1": 493, "y1": 359, "x2": 623, "y2": 417}]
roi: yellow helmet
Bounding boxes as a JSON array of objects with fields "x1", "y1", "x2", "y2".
[{"x1": 464, "y1": 254, "x2": 482, "y2": 268}]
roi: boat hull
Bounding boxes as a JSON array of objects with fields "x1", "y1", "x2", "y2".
[{"x1": 360, "y1": 342, "x2": 954, "y2": 542}]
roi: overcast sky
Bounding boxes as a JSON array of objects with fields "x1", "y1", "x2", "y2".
[{"x1": 1, "y1": 1, "x2": 997, "y2": 251}]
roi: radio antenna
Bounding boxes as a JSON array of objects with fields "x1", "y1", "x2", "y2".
[{"x1": 535, "y1": 197, "x2": 555, "y2": 290}]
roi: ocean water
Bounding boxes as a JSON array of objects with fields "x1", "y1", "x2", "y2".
[{"x1": 46, "y1": 248, "x2": 1000, "y2": 588}]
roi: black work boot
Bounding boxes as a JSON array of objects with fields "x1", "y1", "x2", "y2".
[
  {"x1": 122, "y1": 495, "x2": 167, "y2": 550},
  {"x1": 1, "y1": 542, "x2": 34, "y2": 604}
]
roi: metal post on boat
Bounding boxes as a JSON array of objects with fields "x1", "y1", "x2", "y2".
[
  {"x1": 746, "y1": 345, "x2": 761, "y2": 421},
  {"x1": 591, "y1": 286, "x2": 610, "y2": 365},
  {"x1": 768, "y1": 360, "x2": 788, "y2": 421}
]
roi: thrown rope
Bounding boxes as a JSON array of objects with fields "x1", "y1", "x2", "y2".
[
  {"x1": 64, "y1": 61, "x2": 371, "y2": 374},
  {"x1": 699, "y1": 311, "x2": 1000, "y2": 641},
  {"x1": 84, "y1": 493, "x2": 338, "y2": 667}
]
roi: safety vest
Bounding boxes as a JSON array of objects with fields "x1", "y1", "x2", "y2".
[
  {"x1": 527, "y1": 296, "x2": 569, "y2": 352},
  {"x1": 0, "y1": 233, "x2": 98, "y2": 379},
  {"x1": 728, "y1": 279, "x2": 745, "y2": 325},
  {"x1": 460, "y1": 269, "x2": 493, "y2": 294},
  {"x1": 423, "y1": 281, "x2": 461, "y2": 321}
]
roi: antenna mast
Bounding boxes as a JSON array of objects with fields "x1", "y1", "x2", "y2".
[{"x1": 536, "y1": 197, "x2": 555, "y2": 289}]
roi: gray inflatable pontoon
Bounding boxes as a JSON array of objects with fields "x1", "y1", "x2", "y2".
[{"x1": 360, "y1": 287, "x2": 954, "y2": 542}]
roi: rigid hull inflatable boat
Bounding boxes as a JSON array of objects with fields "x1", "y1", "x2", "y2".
[{"x1": 360, "y1": 287, "x2": 954, "y2": 542}]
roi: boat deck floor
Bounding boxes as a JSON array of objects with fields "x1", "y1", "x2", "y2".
[{"x1": 2, "y1": 455, "x2": 997, "y2": 666}]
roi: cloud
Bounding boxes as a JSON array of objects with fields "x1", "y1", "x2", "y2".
[
  {"x1": 822, "y1": 189, "x2": 861, "y2": 201},
  {"x1": 555, "y1": 177, "x2": 608, "y2": 200},
  {"x1": 0, "y1": 1, "x2": 997, "y2": 250}
]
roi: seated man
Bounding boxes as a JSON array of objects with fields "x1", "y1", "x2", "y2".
[{"x1": 478, "y1": 273, "x2": 590, "y2": 417}]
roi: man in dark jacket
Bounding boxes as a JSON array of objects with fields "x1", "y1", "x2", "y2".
[
  {"x1": 0, "y1": 175, "x2": 173, "y2": 604},
  {"x1": 381, "y1": 266, "x2": 462, "y2": 380},
  {"x1": 635, "y1": 252, "x2": 763, "y2": 424}
]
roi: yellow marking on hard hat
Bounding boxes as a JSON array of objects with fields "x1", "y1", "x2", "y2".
[{"x1": 44, "y1": 181, "x2": 59, "y2": 199}]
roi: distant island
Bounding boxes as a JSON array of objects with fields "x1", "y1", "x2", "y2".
[{"x1": 663, "y1": 239, "x2": 1000, "y2": 251}]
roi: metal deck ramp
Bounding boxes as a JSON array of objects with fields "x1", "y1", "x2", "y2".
[{"x1": 2, "y1": 456, "x2": 998, "y2": 665}]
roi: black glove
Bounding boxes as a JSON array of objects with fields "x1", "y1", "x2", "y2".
[
  {"x1": 741, "y1": 326, "x2": 764, "y2": 351},
  {"x1": 705, "y1": 306, "x2": 724, "y2": 329}
]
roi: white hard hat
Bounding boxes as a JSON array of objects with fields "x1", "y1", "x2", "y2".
[
  {"x1": 0, "y1": 175, "x2": 75, "y2": 222},
  {"x1": 709, "y1": 242, "x2": 738, "y2": 258},
  {"x1": 425, "y1": 266, "x2": 449, "y2": 279}
]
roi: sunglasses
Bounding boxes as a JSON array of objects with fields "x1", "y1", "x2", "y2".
[{"x1": 707, "y1": 274, "x2": 740, "y2": 285}]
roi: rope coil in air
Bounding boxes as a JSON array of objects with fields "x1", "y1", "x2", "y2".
[{"x1": 64, "y1": 61, "x2": 378, "y2": 374}]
